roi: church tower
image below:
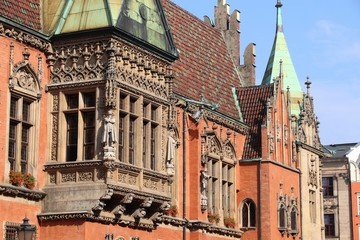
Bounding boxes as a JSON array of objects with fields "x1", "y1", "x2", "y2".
[{"x1": 262, "y1": 0, "x2": 303, "y2": 115}]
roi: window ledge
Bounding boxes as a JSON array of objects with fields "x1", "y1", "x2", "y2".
[
  {"x1": 0, "y1": 183, "x2": 46, "y2": 201},
  {"x1": 240, "y1": 226, "x2": 256, "y2": 231}
]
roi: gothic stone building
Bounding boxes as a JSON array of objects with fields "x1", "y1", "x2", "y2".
[{"x1": 0, "y1": 0, "x2": 325, "y2": 239}]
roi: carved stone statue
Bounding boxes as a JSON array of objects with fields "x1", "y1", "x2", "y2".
[
  {"x1": 166, "y1": 130, "x2": 176, "y2": 175},
  {"x1": 103, "y1": 109, "x2": 117, "y2": 160},
  {"x1": 102, "y1": 109, "x2": 117, "y2": 147},
  {"x1": 200, "y1": 169, "x2": 209, "y2": 212}
]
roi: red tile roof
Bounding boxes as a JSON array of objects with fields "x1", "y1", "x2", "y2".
[
  {"x1": 0, "y1": 0, "x2": 41, "y2": 30},
  {"x1": 162, "y1": 0, "x2": 243, "y2": 119},
  {"x1": 236, "y1": 84, "x2": 274, "y2": 159}
]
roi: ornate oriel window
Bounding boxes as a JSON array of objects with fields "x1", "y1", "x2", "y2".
[
  {"x1": 241, "y1": 199, "x2": 256, "y2": 228},
  {"x1": 119, "y1": 92, "x2": 160, "y2": 170},
  {"x1": 61, "y1": 91, "x2": 97, "y2": 161}
]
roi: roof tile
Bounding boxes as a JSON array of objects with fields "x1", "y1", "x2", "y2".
[
  {"x1": 0, "y1": 0, "x2": 41, "y2": 30},
  {"x1": 162, "y1": 0, "x2": 243, "y2": 119},
  {"x1": 236, "y1": 84, "x2": 274, "y2": 159}
]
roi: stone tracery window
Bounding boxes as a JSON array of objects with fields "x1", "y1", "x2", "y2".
[
  {"x1": 278, "y1": 203, "x2": 287, "y2": 229},
  {"x1": 202, "y1": 131, "x2": 236, "y2": 219},
  {"x1": 241, "y1": 199, "x2": 256, "y2": 228}
]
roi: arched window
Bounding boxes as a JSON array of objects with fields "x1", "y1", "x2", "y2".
[
  {"x1": 241, "y1": 199, "x2": 256, "y2": 228},
  {"x1": 290, "y1": 206, "x2": 297, "y2": 231},
  {"x1": 278, "y1": 203, "x2": 287, "y2": 229}
]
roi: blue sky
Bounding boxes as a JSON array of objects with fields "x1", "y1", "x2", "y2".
[{"x1": 170, "y1": 0, "x2": 360, "y2": 145}]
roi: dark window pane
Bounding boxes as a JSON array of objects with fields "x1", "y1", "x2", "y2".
[
  {"x1": 22, "y1": 101, "x2": 30, "y2": 122},
  {"x1": 10, "y1": 97, "x2": 17, "y2": 118},
  {"x1": 120, "y1": 94, "x2": 126, "y2": 110},
  {"x1": 324, "y1": 214, "x2": 335, "y2": 236},
  {"x1": 118, "y1": 115, "x2": 124, "y2": 161},
  {"x1": 66, "y1": 94, "x2": 78, "y2": 109},
  {"x1": 83, "y1": 92, "x2": 96, "y2": 107},
  {"x1": 129, "y1": 118, "x2": 135, "y2": 164},
  {"x1": 322, "y1": 177, "x2": 334, "y2": 197},
  {"x1": 250, "y1": 201, "x2": 256, "y2": 227},
  {"x1": 21, "y1": 126, "x2": 29, "y2": 143},
  {"x1": 242, "y1": 203, "x2": 249, "y2": 227},
  {"x1": 279, "y1": 206, "x2": 286, "y2": 228},
  {"x1": 66, "y1": 114, "x2": 78, "y2": 161},
  {"x1": 143, "y1": 122, "x2": 147, "y2": 168},
  {"x1": 150, "y1": 125, "x2": 156, "y2": 170},
  {"x1": 291, "y1": 208, "x2": 297, "y2": 231},
  {"x1": 84, "y1": 145, "x2": 95, "y2": 160},
  {"x1": 9, "y1": 124, "x2": 16, "y2": 139}
]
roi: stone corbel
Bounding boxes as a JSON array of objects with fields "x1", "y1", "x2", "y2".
[
  {"x1": 132, "y1": 208, "x2": 147, "y2": 219},
  {"x1": 92, "y1": 189, "x2": 114, "y2": 214},
  {"x1": 150, "y1": 201, "x2": 170, "y2": 222},
  {"x1": 112, "y1": 193, "x2": 135, "y2": 217},
  {"x1": 132, "y1": 197, "x2": 154, "y2": 219}
]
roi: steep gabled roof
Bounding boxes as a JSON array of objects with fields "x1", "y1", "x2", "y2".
[
  {"x1": 0, "y1": 0, "x2": 41, "y2": 30},
  {"x1": 162, "y1": 0, "x2": 243, "y2": 119},
  {"x1": 261, "y1": 0, "x2": 302, "y2": 115},
  {"x1": 235, "y1": 84, "x2": 274, "y2": 159}
]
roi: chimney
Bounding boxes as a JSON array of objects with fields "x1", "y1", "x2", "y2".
[
  {"x1": 214, "y1": 0, "x2": 240, "y2": 66},
  {"x1": 239, "y1": 43, "x2": 256, "y2": 86}
]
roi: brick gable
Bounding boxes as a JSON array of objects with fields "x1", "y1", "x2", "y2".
[{"x1": 236, "y1": 84, "x2": 274, "y2": 159}]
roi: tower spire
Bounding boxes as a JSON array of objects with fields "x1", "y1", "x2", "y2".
[
  {"x1": 276, "y1": 0, "x2": 283, "y2": 33},
  {"x1": 261, "y1": 0, "x2": 303, "y2": 116}
]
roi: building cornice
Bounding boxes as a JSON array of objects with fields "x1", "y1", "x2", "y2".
[{"x1": 0, "y1": 184, "x2": 46, "y2": 201}]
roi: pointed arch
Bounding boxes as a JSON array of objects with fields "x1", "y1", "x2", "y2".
[
  {"x1": 240, "y1": 198, "x2": 256, "y2": 228},
  {"x1": 11, "y1": 61, "x2": 41, "y2": 98},
  {"x1": 207, "y1": 133, "x2": 222, "y2": 156},
  {"x1": 223, "y1": 139, "x2": 236, "y2": 161}
]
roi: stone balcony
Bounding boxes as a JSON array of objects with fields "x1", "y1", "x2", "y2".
[{"x1": 41, "y1": 160, "x2": 172, "y2": 229}]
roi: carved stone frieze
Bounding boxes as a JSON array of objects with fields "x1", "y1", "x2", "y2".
[
  {"x1": 0, "y1": 23, "x2": 51, "y2": 52},
  {"x1": 79, "y1": 172, "x2": 93, "y2": 182},
  {"x1": 61, "y1": 172, "x2": 76, "y2": 183},
  {"x1": 51, "y1": 113, "x2": 58, "y2": 161}
]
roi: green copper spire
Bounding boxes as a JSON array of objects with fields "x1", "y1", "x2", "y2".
[{"x1": 262, "y1": 0, "x2": 303, "y2": 115}]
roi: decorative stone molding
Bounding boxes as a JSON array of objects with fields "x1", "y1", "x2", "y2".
[
  {"x1": 0, "y1": 184, "x2": 46, "y2": 201},
  {"x1": 187, "y1": 103, "x2": 248, "y2": 134},
  {"x1": 0, "y1": 23, "x2": 51, "y2": 52}
]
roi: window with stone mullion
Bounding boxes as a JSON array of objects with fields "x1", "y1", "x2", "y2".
[
  {"x1": 119, "y1": 93, "x2": 138, "y2": 165},
  {"x1": 142, "y1": 102, "x2": 158, "y2": 170},
  {"x1": 8, "y1": 96, "x2": 33, "y2": 172},
  {"x1": 64, "y1": 91, "x2": 96, "y2": 162}
]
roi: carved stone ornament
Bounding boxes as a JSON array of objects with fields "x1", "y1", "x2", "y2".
[
  {"x1": 166, "y1": 129, "x2": 177, "y2": 176},
  {"x1": 0, "y1": 23, "x2": 51, "y2": 52},
  {"x1": 200, "y1": 169, "x2": 209, "y2": 212}
]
